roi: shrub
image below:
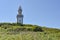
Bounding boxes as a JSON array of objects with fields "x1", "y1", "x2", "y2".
[
  {"x1": 33, "y1": 26, "x2": 43, "y2": 32},
  {"x1": 11, "y1": 23, "x2": 23, "y2": 26}
]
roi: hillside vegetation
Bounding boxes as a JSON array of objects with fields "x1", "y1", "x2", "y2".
[{"x1": 0, "y1": 23, "x2": 60, "y2": 40}]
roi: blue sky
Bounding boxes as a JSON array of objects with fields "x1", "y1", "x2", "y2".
[{"x1": 0, "y1": 0, "x2": 60, "y2": 29}]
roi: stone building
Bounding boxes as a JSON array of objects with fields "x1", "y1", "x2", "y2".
[{"x1": 17, "y1": 6, "x2": 23, "y2": 24}]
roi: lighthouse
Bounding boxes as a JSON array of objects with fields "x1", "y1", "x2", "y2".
[{"x1": 17, "y1": 6, "x2": 23, "y2": 24}]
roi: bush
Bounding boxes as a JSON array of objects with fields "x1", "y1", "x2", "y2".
[
  {"x1": 33, "y1": 26, "x2": 43, "y2": 32},
  {"x1": 1, "y1": 24, "x2": 11, "y2": 29},
  {"x1": 11, "y1": 23, "x2": 23, "y2": 26},
  {"x1": 23, "y1": 24, "x2": 33, "y2": 27}
]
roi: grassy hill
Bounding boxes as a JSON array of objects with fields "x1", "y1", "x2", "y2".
[{"x1": 0, "y1": 23, "x2": 60, "y2": 40}]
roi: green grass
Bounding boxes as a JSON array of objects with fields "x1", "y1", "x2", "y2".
[
  {"x1": 0, "y1": 23, "x2": 60, "y2": 40},
  {"x1": 0, "y1": 32, "x2": 60, "y2": 40}
]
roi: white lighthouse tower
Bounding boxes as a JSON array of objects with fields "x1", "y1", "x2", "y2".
[{"x1": 17, "y1": 6, "x2": 23, "y2": 24}]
